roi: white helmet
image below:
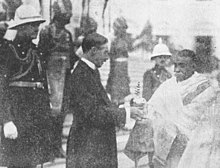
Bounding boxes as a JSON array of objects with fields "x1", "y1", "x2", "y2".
[
  {"x1": 8, "y1": 4, "x2": 45, "y2": 29},
  {"x1": 150, "y1": 38, "x2": 171, "y2": 59}
]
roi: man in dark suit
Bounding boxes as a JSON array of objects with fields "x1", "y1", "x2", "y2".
[{"x1": 66, "y1": 33, "x2": 142, "y2": 168}]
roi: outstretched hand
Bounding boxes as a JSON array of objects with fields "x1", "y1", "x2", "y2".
[{"x1": 130, "y1": 106, "x2": 145, "y2": 120}]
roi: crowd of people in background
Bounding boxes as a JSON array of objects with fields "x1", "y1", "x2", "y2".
[{"x1": 0, "y1": 1, "x2": 220, "y2": 168}]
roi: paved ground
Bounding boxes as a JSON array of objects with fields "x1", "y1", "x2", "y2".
[{"x1": 36, "y1": 131, "x2": 150, "y2": 168}]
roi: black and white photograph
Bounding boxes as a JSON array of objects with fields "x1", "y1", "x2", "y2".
[{"x1": 0, "y1": 0, "x2": 220, "y2": 168}]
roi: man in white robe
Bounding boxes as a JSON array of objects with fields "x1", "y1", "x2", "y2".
[
  {"x1": 177, "y1": 71, "x2": 220, "y2": 168},
  {"x1": 146, "y1": 49, "x2": 218, "y2": 168}
]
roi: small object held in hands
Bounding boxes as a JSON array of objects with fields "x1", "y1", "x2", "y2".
[
  {"x1": 130, "y1": 106, "x2": 144, "y2": 120},
  {"x1": 130, "y1": 82, "x2": 147, "y2": 120}
]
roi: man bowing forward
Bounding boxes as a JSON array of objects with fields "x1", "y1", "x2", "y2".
[{"x1": 66, "y1": 33, "x2": 142, "y2": 168}]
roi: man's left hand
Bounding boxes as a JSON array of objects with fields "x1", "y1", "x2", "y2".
[{"x1": 130, "y1": 107, "x2": 144, "y2": 120}]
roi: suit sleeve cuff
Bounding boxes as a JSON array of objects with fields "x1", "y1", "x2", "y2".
[{"x1": 119, "y1": 103, "x2": 131, "y2": 127}]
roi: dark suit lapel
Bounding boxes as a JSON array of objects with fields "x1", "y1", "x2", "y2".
[
  {"x1": 77, "y1": 60, "x2": 111, "y2": 105},
  {"x1": 96, "y1": 76, "x2": 112, "y2": 105}
]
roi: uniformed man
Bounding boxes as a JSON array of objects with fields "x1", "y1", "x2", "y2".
[
  {"x1": 142, "y1": 38, "x2": 172, "y2": 101},
  {"x1": 38, "y1": 0, "x2": 76, "y2": 158},
  {"x1": 0, "y1": 4, "x2": 56, "y2": 168}
]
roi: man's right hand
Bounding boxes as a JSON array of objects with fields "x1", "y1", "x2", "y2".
[
  {"x1": 3, "y1": 121, "x2": 18, "y2": 139},
  {"x1": 130, "y1": 106, "x2": 144, "y2": 120}
]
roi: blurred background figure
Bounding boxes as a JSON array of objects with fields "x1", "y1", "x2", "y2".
[
  {"x1": 142, "y1": 38, "x2": 172, "y2": 101},
  {"x1": 75, "y1": 16, "x2": 98, "y2": 57},
  {"x1": 80, "y1": 15, "x2": 98, "y2": 37},
  {"x1": 0, "y1": 0, "x2": 22, "y2": 41},
  {"x1": 1, "y1": 0, "x2": 22, "y2": 21},
  {"x1": 21, "y1": 0, "x2": 40, "y2": 13},
  {"x1": 106, "y1": 17, "x2": 131, "y2": 106},
  {"x1": 0, "y1": 0, "x2": 8, "y2": 21},
  {"x1": 38, "y1": 0, "x2": 74, "y2": 159}
]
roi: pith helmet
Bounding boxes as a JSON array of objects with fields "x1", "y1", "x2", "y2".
[
  {"x1": 151, "y1": 38, "x2": 172, "y2": 59},
  {"x1": 8, "y1": 4, "x2": 45, "y2": 29}
]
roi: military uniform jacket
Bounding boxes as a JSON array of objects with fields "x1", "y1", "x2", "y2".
[
  {"x1": 142, "y1": 65, "x2": 172, "y2": 101},
  {"x1": 0, "y1": 39, "x2": 55, "y2": 166},
  {"x1": 66, "y1": 60, "x2": 126, "y2": 168}
]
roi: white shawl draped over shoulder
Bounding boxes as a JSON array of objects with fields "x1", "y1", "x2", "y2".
[{"x1": 147, "y1": 72, "x2": 217, "y2": 164}]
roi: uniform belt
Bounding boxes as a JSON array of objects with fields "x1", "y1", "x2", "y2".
[
  {"x1": 9, "y1": 81, "x2": 44, "y2": 88},
  {"x1": 115, "y1": 58, "x2": 128, "y2": 62}
]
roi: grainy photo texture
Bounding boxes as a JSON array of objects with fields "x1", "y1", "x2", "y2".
[{"x1": 0, "y1": 0, "x2": 220, "y2": 168}]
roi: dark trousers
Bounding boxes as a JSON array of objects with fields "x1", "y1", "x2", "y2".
[{"x1": 51, "y1": 114, "x2": 65, "y2": 155}]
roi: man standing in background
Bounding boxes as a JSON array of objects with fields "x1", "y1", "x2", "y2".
[
  {"x1": 142, "y1": 38, "x2": 172, "y2": 101},
  {"x1": 38, "y1": 0, "x2": 76, "y2": 159},
  {"x1": 106, "y1": 17, "x2": 131, "y2": 106}
]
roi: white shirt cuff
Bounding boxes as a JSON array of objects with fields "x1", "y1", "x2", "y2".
[{"x1": 125, "y1": 106, "x2": 131, "y2": 124}]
